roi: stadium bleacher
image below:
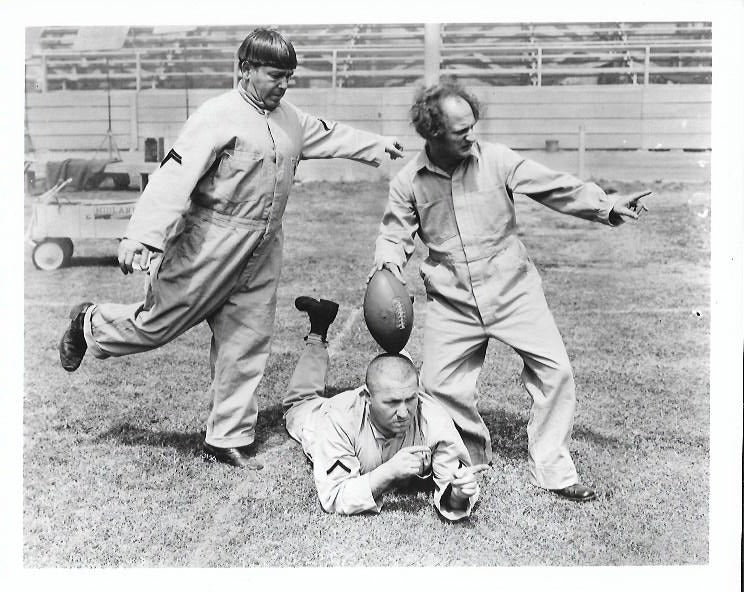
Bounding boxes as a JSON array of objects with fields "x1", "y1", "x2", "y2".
[{"x1": 25, "y1": 22, "x2": 711, "y2": 92}]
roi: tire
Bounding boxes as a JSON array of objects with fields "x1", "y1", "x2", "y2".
[{"x1": 32, "y1": 238, "x2": 73, "y2": 270}]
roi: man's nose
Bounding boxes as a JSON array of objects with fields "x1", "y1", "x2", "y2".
[
  {"x1": 278, "y1": 77, "x2": 289, "y2": 90},
  {"x1": 396, "y1": 404, "x2": 410, "y2": 419},
  {"x1": 465, "y1": 128, "x2": 476, "y2": 142}
]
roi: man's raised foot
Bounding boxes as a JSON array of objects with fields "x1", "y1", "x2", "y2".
[
  {"x1": 59, "y1": 302, "x2": 93, "y2": 372},
  {"x1": 295, "y1": 296, "x2": 339, "y2": 341}
]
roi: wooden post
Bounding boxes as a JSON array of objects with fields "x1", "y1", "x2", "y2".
[
  {"x1": 233, "y1": 51, "x2": 239, "y2": 88},
  {"x1": 135, "y1": 51, "x2": 141, "y2": 92},
  {"x1": 129, "y1": 92, "x2": 139, "y2": 153},
  {"x1": 331, "y1": 49, "x2": 337, "y2": 89},
  {"x1": 578, "y1": 124, "x2": 586, "y2": 179},
  {"x1": 644, "y1": 46, "x2": 650, "y2": 85},
  {"x1": 537, "y1": 46, "x2": 542, "y2": 87},
  {"x1": 40, "y1": 54, "x2": 47, "y2": 92},
  {"x1": 424, "y1": 23, "x2": 441, "y2": 85}
]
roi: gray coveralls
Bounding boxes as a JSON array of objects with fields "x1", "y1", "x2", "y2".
[
  {"x1": 375, "y1": 141, "x2": 619, "y2": 489},
  {"x1": 82, "y1": 85, "x2": 386, "y2": 448},
  {"x1": 283, "y1": 336, "x2": 478, "y2": 520}
]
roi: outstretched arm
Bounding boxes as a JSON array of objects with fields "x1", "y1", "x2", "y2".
[
  {"x1": 501, "y1": 146, "x2": 653, "y2": 227},
  {"x1": 296, "y1": 106, "x2": 403, "y2": 166}
]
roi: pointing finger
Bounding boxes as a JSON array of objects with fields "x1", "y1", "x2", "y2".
[
  {"x1": 467, "y1": 464, "x2": 490, "y2": 475},
  {"x1": 401, "y1": 445, "x2": 431, "y2": 455},
  {"x1": 617, "y1": 207, "x2": 638, "y2": 220}
]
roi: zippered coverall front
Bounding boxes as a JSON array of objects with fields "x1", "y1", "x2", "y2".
[
  {"x1": 283, "y1": 336, "x2": 478, "y2": 520},
  {"x1": 81, "y1": 86, "x2": 387, "y2": 448},
  {"x1": 374, "y1": 141, "x2": 619, "y2": 489}
]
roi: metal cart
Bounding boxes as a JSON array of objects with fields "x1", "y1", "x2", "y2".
[{"x1": 26, "y1": 178, "x2": 138, "y2": 270}]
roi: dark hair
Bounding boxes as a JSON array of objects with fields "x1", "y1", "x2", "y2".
[
  {"x1": 238, "y1": 28, "x2": 297, "y2": 71},
  {"x1": 410, "y1": 77, "x2": 481, "y2": 140}
]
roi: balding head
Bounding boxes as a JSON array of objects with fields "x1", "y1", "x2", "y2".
[
  {"x1": 364, "y1": 354, "x2": 420, "y2": 437},
  {"x1": 365, "y1": 354, "x2": 418, "y2": 396}
]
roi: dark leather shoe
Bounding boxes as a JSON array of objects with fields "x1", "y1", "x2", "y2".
[
  {"x1": 551, "y1": 483, "x2": 597, "y2": 501},
  {"x1": 295, "y1": 296, "x2": 339, "y2": 340},
  {"x1": 59, "y1": 302, "x2": 93, "y2": 372},
  {"x1": 202, "y1": 441, "x2": 263, "y2": 470}
]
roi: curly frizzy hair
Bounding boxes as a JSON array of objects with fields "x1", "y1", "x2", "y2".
[{"x1": 410, "y1": 77, "x2": 481, "y2": 140}]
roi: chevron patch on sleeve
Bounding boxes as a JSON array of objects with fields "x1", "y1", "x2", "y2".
[
  {"x1": 326, "y1": 460, "x2": 351, "y2": 475},
  {"x1": 160, "y1": 149, "x2": 183, "y2": 167}
]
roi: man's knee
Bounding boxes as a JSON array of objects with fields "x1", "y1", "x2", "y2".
[
  {"x1": 521, "y1": 355, "x2": 575, "y2": 398},
  {"x1": 553, "y1": 358, "x2": 575, "y2": 389}
]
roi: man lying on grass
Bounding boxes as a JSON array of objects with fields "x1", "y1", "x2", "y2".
[{"x1": 283, "y1": 297, "x2": 489, "y2": 520}]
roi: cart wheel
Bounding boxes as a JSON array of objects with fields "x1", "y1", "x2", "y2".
[{"x1": 32, "y1": 239, "x2": 72, "y2": 270}]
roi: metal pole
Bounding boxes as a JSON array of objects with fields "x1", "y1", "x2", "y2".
[
  {"x1": 424, "y1": 23, "x2": 441, "y2": 85},
  {"x1": 578, "y1": 124, "x2": 586, "y2": 179}
]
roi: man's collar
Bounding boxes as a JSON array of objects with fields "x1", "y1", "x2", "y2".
[{"x1": 237, "y1": 80, "x2": 269, "y2": 114}]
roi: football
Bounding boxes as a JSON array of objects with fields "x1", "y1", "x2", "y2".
[{"x1": 363, "y1": 269, "x2": 414, "y2": 353}]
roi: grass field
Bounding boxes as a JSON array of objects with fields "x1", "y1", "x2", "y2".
[{"x1": 22, "y1": 178, "x2": 710, "y2": 567}]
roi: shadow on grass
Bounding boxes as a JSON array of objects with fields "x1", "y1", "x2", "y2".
[
  {"x1": 254, "y1": 402, "x2": 287, "y2": 447},
  {"x1": 91, "y1": 398, "x2": 623, "y2": 465},
  {"x1": 482, "y1": 407, "x2": 622, "y2": 461},
  {"x1": 68, "y1": 256, "x2": 118, "y2": 268},
  {"x1": 93, "y1": 423, "x2": 204, "y2": 456},
  {"x1": 90, "y1": 396, "x2": 340, "y2": 459},
  {"x1": 380, "y1": 493, "x2": 431, "y2": 515}
]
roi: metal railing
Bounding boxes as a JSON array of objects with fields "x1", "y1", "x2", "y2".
[{"x1": 25, "y1": 39, "x2": 711, "y2": 91}]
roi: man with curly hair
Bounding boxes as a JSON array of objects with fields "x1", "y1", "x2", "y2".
[{"x1": 371, "y1": 79, "x2": 651, "y2": 501}]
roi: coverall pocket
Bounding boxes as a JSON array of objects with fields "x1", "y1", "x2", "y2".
[
  {"x1": 213, "y1": 150, "x2": 265, "y2": 205},
  {"x1": 416, "y1": 199, "x2": 458, "y2": 246},
  {"x1": 419, "y1": 258, "x2": 442, "y2": 295}
]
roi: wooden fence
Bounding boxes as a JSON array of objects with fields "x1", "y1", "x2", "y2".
[{"x1": 25, "y1": 84, "x2": 711, "y2": 153}]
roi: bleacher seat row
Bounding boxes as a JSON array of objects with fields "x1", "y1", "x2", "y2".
[{"x1": 25, "y1": 22, "x2": 712, "y2": 91}]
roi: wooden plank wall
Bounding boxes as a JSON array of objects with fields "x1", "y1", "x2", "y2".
[{"x1": 25, "y1": 85, "x2": 711, "y2": 152}]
